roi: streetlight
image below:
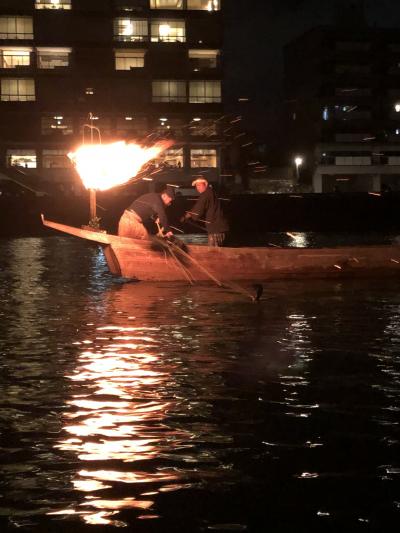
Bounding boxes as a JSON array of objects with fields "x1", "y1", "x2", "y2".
[
  {"x1": 395, "y1": 103, "x2": 400, "y2": 113},
  {"x1": 294, "y1": 156, "x2": 303, "y2": 182}
]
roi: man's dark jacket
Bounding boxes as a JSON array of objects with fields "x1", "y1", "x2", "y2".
[
  {"x1": 190, "y1": 187, "x2": 229, "y2": 233},
  {"x1": 128, "y1": 193, "x2": 170, "y2": 232}
]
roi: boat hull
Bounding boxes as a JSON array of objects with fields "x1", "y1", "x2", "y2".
[
  {"x1": 42, "y1": 216, "x2": 400, "y2": 281},
  {"x1": 110, "y1": 240, "x2": 400, "y2": 281}
]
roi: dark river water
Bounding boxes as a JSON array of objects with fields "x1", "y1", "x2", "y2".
[{"x1": 0, "y1": 236, "x2": 399, "y2": 532}]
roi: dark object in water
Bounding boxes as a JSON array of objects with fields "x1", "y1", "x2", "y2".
[{"x1": 253, "y1": 284, "x2": 263, "y2": 301}]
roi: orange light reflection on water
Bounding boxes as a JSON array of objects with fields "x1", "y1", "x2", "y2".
[{"x1": 53, "y1": 323, "x2": 181, "y2": 526}]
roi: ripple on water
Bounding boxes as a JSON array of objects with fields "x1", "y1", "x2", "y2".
[{"x1": 0, "y1": 237, "x2": 400, "y2": 530}]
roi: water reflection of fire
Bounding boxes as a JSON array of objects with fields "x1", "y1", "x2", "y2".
[
  {"x1": 49, "y1": 283, "x2": 237, "y2": 527},
  {"x1": 53, "y1": 324, "x2": 181, "y2": 526},
  {"x1": 68, "y1": 140, "x2": 173, "y2": 191}
]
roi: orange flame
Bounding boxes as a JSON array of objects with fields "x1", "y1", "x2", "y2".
[{"x1": 68, "y1": 140, "x2": 173, "y2": 191}]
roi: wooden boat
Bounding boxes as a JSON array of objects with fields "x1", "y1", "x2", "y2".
[{"x1": 42, "y1": 216, "x2": 400, "y2": 281}]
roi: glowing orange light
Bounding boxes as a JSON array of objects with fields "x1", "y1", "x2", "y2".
[
  {"x1": 68, "y1": 140, "x2": 173, "y2": 191},
  {"x1": 80, "y1": 498, "x2": 153, "y2": 510},
  {"x1": 79, "y1": 469, "x2": 177, "y2": 484}
]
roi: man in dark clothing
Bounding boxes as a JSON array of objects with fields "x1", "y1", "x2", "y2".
[
  {"x1": 181, "y1": 177, "x2": 229, "y2": 246},
  {"x1": 118, "y1": 187, "x2": 174, "y2": 239}
]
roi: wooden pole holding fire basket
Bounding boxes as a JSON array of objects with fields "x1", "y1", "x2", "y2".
[
  {"x1": 88, "y1": 112, "x2": 98, "y2": 225},
  {"x1": 89, "y1": 188, "x2": 97, "y2": 221}
]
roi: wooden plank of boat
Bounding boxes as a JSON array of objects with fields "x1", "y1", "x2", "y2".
[
  {"x1": 41, "y1": 215, "x2": 400, "y2": 281},
  {"x1": 41, "y1": 214, "x2": 132, "y2": 246}
]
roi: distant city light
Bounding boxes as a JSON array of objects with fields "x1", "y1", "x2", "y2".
[
  {"x1": 125, "y1": 116, "x2": 133, "y2": 121},
  {"x1": 294, "y1": 156, "x2": 303, "y2": 182},
  {"x1": 193, "y1": 117, "x2": 201, "y2": 122},
  {"x1": 395, "y1": 103, "x2": 400, "y2": 113}
]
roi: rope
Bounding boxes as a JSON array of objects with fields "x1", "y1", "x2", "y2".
[{"x1": 153, "y1": 233, "x2": 255, "y2": 301}]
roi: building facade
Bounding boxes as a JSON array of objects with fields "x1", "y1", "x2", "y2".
[
  {"x1": 0, "y1": 0, "x2": 224, "y2": 195},
  {"x1": 284, "y1": 24, "x2": 400, "y2": 193}
]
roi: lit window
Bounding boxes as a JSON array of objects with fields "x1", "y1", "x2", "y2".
[
  {"x1": 187, "y1": 0, "x2": 220, "y2": 11},
  {"x1": 189, "y1": 49, "x2": 219, "y2": 69},
  {"x1": 35, "y1": 0, "x2": 72, "y2": 9},
  {"x1": 0, "y1": 47, "x2": 32, "y2": 68},
  {"x1": 37, "y1": 48, "x2": 71, "y2": 69},
  {"x1": 151, "y1": 20, "x2": 185, "y2": 42},
  {"x1": 6, "y1": 149, "x2": 37, "y2": 168},
  {"x1": 189, "y1": 80, "x2": 221, "y2": 103},
  {"x1": 156, "y1": 148, "x2": 184, "y2": 168},
  {"x1": 1, "y1": 78, "x2": 35, "y2": 101},
  {"x1": 114, "y1": 18, "x2": 148, "y2": 42},
  {"x1": 0, "y1": 16, "x2": 33, "y2": 39},
  {"x1": 114, "y1": 49, "x2": 145, "y2": 70},
  {"x1": 41, "y1": 115, "x2": 73, "y2": 135},
  {"x1": 152, "y1": 80, "x2": 186, "y2": 102},
  {"x1": 190, "y1": 148, "x2": 217, "y2": 168},
  {"x1": 150, "y1": 0, "x2": 183, "y2": 8},
  {"x1": 189, "y1": 118, "x2": 217, "y2": 136},
  {"x1": 42, "y1": 149, "x2": 71, "y2": 168}
]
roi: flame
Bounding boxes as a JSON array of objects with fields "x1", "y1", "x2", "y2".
[{"x1": 68, "y1": 140, "x2": 173, "y2": 191}]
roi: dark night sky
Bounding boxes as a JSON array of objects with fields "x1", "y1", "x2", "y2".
[{"x1": 223, "y1": 0, "x2": 400, "y2": 132}]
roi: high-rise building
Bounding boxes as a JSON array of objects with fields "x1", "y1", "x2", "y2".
[
  {"x1": 283, "y1": 22, "x2": 400, "y2": 193},
  {"x1": 0, "y1": 0, "x2": 224, "y2": 196}
]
